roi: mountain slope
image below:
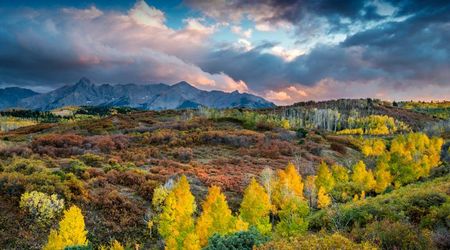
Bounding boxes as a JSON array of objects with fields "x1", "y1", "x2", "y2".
[
  {"x1": 19, "y1": 78, "x2": 275, "y2": 110},
  {"x1": 0, "y1": 87, "x2": 39, "y2": 110}
]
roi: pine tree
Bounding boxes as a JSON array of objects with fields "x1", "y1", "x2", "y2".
[
  {"x1": 239, "y1": 178, "x2": 272, "y2": 235},
  {"x1": 158, "y1": 175, "x2": 200, "y2": 250},
  {"x1": 196, "y1": 186, "x2": 248, "y2": 246},
  {"x1": 315, "y1": 161, "x2": 335, "y2": 193},
  {"x1": 317, "y1": 187, "x2": 331, "y2": 208},
  {"x1": 351, "y1": 161, "x2": 376, "y2": 192},
  {"x1": 43, "y1": 205, "x2": 88, "y2": 250}
]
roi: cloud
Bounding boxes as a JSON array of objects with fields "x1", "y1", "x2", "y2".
[
  {"x1": 0, "y1": 0, "x2": 449, "y2": 104},
  {"x1": 231, "y1": 25, "x2": 252, "y2": 39},
  {"x1": 0, "y1": 0, "x2": 247, "y2": 92},
  {"x1": 193, "y1": 0, "x2": 449, "y2": 103}
]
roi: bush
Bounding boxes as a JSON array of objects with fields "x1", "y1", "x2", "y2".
[
  {"x1": 64, "y1": 160, "x2": 88, "y2": 177},
  {"x1": 20, "y1": 191, "x2": 64, "y2": 226},
  {"x1": 257, "y1": 233, "x2": 375, "y2": 250},
  {"x1": 204, "y1": 227, "x2": 269, "y2": 250},
  {"x1": 173, "y1": 147, "x2": 193, "y2": 163},
  {"x1": 296, "y1": 128, "x2": 308, "y2": 138},
  {"x1": 353, "y1": 219, "x2": 435, "y2": 250}
]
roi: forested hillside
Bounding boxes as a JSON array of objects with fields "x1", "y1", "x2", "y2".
[{"x1": 0, "y1": 101, "x2": 448, "y2": 249}]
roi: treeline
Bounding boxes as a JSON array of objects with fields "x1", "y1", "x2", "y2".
[{"x1": 199, "y1": 108, "x2": 409, "y2": 135}]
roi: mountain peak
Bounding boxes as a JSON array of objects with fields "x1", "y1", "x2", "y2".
[
  {"x1": 173, "y1": 81, "x2": 194, "y2": 88},
  {"x1": 15, "y1": 78, "x2": 275, "y2": 110},
  {"x1": 75, "y1": 77, "x2": 93, "y2": 87}
]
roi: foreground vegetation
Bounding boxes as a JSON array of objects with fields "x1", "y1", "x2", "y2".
[{"x1": 0, "y1": 101, "x2": 448, "y2": 249}]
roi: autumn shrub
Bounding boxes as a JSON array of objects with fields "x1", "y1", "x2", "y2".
[
  {"x1": 79, "y1": 153, "x2": 105, "y2": 168},
  {"x1": 84, "y1": 135, "x2": 129, "y2": 153},
  {"x1": 0, "y1": 146, "x2": 32, "y2": 158},
  {"x1": 32, "y1": 134, "x2": 84, "y2": 157},
  {"x1": 204, "y1": 227, "x2": 269, "y2": 250},
  {"x1": 173, "y1": 147, "x2": 193, "y2": 162},
  {"x1": 198, "y1": 130, "x2": 260, "y2": 147},
  {"x1": 20, "y1": 191, "x2": 64, "y2": 226},
  {"x1": 63, "y1": 159, "x2": 89, "y2": 177},
  {"x1": 257, "y1": 233, "x2": 375, "y2": 250},
  {"x1": 0, "y1": 171, "x2": 77, "y2": 200},
  {"x1": 352, "y1": 219, "x2": 434, "y2": 250},
  {"x1": 5, "y1": 157, "x2": 47, "y2": 175},
  {"x1": 105, "y1": 170, "x2": 146, "y2": 188},
  {"x1": 308, "y1": 175, "x2": 449, "y2": 232}
]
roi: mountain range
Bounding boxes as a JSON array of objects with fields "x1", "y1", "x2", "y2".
[{"x1": 0, "y1": 78, "x2": 275, "y2": 110}]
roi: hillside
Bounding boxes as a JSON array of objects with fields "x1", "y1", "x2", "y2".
[{"x1": 0, "y1": 104, "x2": 448, "y2": 249}]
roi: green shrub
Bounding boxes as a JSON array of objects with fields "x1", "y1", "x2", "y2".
[
  {"x1": 64, "y1": 159, "x2": 88, "y2": 177},
  {"x1": 204, "y1": 227, "x2": 269, "y2": 250}
]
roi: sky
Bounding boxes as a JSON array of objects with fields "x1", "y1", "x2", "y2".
[{"x1": 0, "y1": 0, "x2": 449, "y2": 104}]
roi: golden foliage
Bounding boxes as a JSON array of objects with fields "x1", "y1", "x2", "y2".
[
  {"x1": 351, "y1": 161, "x2": 376, "y2": 192},
  {"x1": 315, "y1": 161, "x2": 335, "y2": 193},
  {"x1": 157, "y1": 175, "x2": 200, "y2": 250},
  {"x1": 240, "y1": 178, "x2": 272, "y2": 235},
  {"x1": 43, "y1": 205, "x2": 88, "y2": 250},
  {"x1": 196, "y1": 186, "x2": 248, "y2": 246},
  {"x1": 317, "y1": 187, "x2": 332, "y2": 209}
]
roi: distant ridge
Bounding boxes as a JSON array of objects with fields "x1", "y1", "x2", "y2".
[
  {"x1": 0, "y1": 87, "x2": 39, "y2": 109},
  {"x1": 9, "y1": 78, "x2": 275, "y2": 110}
]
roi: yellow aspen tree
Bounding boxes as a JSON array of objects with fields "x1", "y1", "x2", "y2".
[
  {"x1": 239, "y1": 178, "x2": 272, "y2": 235},
  {"x1": 331, "y1": 164, "x2": 349, "y2": 183},
  {"x1": 43, "y1": 205, "x2": 88, "y2": 250},
  {"x1": 304, "y1": 175, "x2": 317, "y2": 208},
  {"x1": 280, "y1": 162, "x2": 304, "y2": 197},
  {"x1": 374, "y1": 159, "x2": 393, "y2": 193},
  {"x1": 196, "y1": 186, "x2": 248, "y2": 246},
  {"x1": 274, "y1": 196, "x2": 309, "y2": 237},
  {"x1": 317, "y1": 187, "x2": 331, "y2": 208},
  {"x1": 315, "y1": 161, "x2": 335, "y2": 192},
  {"x1": 351, "y1": 161, "x2": 376, "y2": 192},
  {"x1": 158, "y1": 175, "x2": 200, "y2": 250},
  {"x1": 110, "y1": 240, "x2": 125, "y2": 250},
  {"x1": 43, "y1": 230, "x2": 64, "y2": 250},
  {"x1": 273, "y1": 163, "x2": 304, "y2": 209},
  {"x1": 259, "y1": 167, "x2": 275, "y2": 208}
]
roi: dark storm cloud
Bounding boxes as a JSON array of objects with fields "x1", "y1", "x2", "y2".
[{"x1": 193, "y1": 0, "x2": 449, "y2": 95}]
